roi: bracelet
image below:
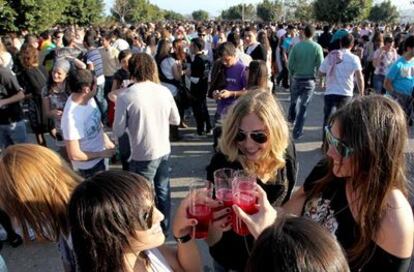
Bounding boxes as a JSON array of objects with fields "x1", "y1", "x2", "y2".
[{"x1": 174, "y1": 233, "x2": 192, "y2": 244}]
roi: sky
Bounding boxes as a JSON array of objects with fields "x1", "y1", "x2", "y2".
[{"x1": 104, "y1": 0, "x2": 413, "y2": 17}]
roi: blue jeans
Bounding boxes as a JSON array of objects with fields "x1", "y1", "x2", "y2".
[
  {"x1": 323, "y1": 94, "x2": 353, "y2": 139},
  {"x1": 0, "y1": 120, "x2": 27, "y2": 149},
  {"x1": 94, "y1": 83, "x2": 107, "y2": 123},
  {"x1": 78, "y1": 159, "x2": 106, "y2": 179},
  {"x1": 372, "y1": 74, "x2": 385, "y2": 94},
  {"x1": 130, "y1": 154, "x2": 171, "y2": 232},
  {"x1": 288, "y1": 78, "x2": 315, "y2": 138},
  {"x1": 390, "y1": 91, "x2": 413, "y2": 121}
]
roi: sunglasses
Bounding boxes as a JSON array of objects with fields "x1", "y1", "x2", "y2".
[
  {"x1": 324, "y1": 126, "x2": 354, "y2": 158},
  {"x1": 235, "y1": 131, "x2": 268, "y2": 144},
  {"x1": 139, "y1": 204, "x2": 154, "y2": 230}
]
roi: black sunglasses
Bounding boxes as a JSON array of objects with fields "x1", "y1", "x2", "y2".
[
  {"x1": 139, "y1": 204, "x2": 154, "y2": 230},
  {"x1": 235, "y1": 131, "x2": 268, "y2": 144}
]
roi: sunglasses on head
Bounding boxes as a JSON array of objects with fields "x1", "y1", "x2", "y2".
[
  {"x1": 235, "y1": 130, "x2": 268, "y2": 144},
  {"x1": 324, "y1": 126, "x2": 354, "y2": 158},
  {"x1": 139, "y1": 204, "x2": 154, "y2": 230}
]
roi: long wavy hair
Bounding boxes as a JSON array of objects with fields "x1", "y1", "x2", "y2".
[
  {"x1": 0, "y1": 144, "x2": 81, "y2": 240},
  {"x1": 309, "y1": 95, "x2": 409, "y2": 266},
  {"x1": 68, "y1": 170, "x2": 154, "y2": 272},
  {"x1": 219, "y1": 90, "x2": 289, "y2": 182},
  {"x1": 128, "y1": 53, "x2": 160, "y2": 83}
]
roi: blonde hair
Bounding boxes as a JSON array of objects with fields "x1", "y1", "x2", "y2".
[
  {"x1": 219, "y1": 90, "x2": 289, "y2": 182},
  {"x1": 0, "y1": 144, "x2": 82, "y2": 240}
]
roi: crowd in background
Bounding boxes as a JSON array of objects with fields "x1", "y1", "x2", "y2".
[{"x1": 0, "y1": 19, "x2": 413, "y2": 272}]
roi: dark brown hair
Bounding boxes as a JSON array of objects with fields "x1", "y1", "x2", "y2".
[
  {"x1": 20, "y1": 45, "x2": 39, "y2": 69},
  {"x1": 246, "y1": 216, "x2": 350, "y2": 272},
  {"x1": 247, "y1": 60, "x2": 268, "y2": 91},
  {"x1": 309, "y1": 95, "x2": 408, "y2": 266},
  {"x1": 129, "y1": 53, "x2": 159, "y2": 83},
  {"x1": 68, "y1": 170, "x2": 154, "y2": 272}
]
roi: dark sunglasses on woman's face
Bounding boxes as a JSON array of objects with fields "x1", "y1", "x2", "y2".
[
  {"x1": 139, "y1": 204, "x2": 154, "y2": 230},
  {"x1": 235, "y1": 131, "x2": 268, "y2": 144}
]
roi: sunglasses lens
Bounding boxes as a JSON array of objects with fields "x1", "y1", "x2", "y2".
[
  {"x1": 251, "y1": 132, "x2": 267, "y2": 144},
  {"x1": 235, "y1": 132, "x2": 246, "y2": 142}
]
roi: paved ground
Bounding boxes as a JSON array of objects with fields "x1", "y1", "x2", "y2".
[{"x1": 1, "y1": 89, "x2": 413, "y2": 271}]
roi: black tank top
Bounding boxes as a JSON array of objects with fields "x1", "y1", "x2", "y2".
[{"x1": 302, "y1": 159, "x2": 411, "y2": 272}]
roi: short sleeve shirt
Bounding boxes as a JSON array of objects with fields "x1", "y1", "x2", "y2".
[
  {"x1": 386, "y1": 57, "x2": 414, "y2": 96},
  {"x1": 0, "y1": 67, "x2": 24, "y2": 124}
]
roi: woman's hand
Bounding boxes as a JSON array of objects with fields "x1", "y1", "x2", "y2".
[
  {"x1": 51, "y1": 109, "x2": 63, "y2": 119},
  {"x1": 232, "y1": 185, "x2": 277, "y2": 239},
  {"x1": 206, "y1": 199, "x2": 232, "y2": 246},
  {"x1": 173, "y1": 194, "x2": 198, "y2": 238}
]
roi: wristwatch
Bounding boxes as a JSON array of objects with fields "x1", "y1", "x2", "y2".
[{"x1": 173, "y1": 233, "x2": 192, "y2": 244}]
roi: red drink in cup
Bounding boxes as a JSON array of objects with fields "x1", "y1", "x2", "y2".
[
  {"x1": 187, "y1": 204, "x2": 211, "y2": 239},
  {"x1": 232, "y1": 172, "x2": 258, "y2": 236},
  {"x1": 187, "y1": 180, "x2": 213, "y2": 239},
  {"x1": 214, "y1": 168, "x2": 235, "y2": 213}
]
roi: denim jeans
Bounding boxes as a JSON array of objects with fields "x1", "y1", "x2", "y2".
[
  {"x1": 94, "y1": 83, "x2": 108, "y2": 123},
  {"x1": 0, "y1": 120, "x2": 27, "y2": 149},
  {"x1": 323, "y1": 94, "x2": 353, "y2": 139},
  {"x1": 0, "y1": 255, "x2": 7, "y2": 272},
  {"x1": 288, "y1": 78, "x2": 316, "y2": 138},
  {"x1": 390, "y1": 91, "x2": 413, "y2": 121},
  {"x1": 129, "y1": 154, "x2": 171, "y2": 232},
  {"x1": 78, "y1": 159, "x2": 106, "y2": 179},
  {"x1": 372, "y1": 74, "x2": 385, "y2": 94}
]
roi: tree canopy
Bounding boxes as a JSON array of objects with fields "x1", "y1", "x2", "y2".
[
  {"x1": 368, "y1": 0, "x2": 399, "y2": 23},
  {"x1": 0, "y1": 0, "x2": 104, "y2": 33},
  {"x1": 221, "y1": 4, "x2": 256, "y2": 20},
  {"x1": 256, "y1": 0, "x2": 283, "y2": 22},
  {"x1": 313, "y1": 0, "x2": 372, "y2": 23},
  {"x1": 192, "y1": 9, "x2": 209, "y2": 21}
]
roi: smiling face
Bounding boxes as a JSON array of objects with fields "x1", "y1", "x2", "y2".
[
  {"x1": 52, "y1": 68, "x2": 68, "y2": 83},
  {"x1": 326, "y1": 121, "x2": 353, "y2": 178},
  {"x1": 237, "y1": 112, "x2": 269, "y2": 162}
]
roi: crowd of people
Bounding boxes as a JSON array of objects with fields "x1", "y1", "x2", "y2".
[{"x1": 0, "y1": 19, "x2": 413, "y2": 272}]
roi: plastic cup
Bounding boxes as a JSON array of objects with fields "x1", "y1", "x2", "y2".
[
  {"x1": 187, "y1": 179, "x2": 213, "y2": 239},
  {"x1": 214, "y1": 168, "x2": 234, "y2": 216},
  {"x1": 232, "y1": 171, "x2": 258, "y2": 236}
]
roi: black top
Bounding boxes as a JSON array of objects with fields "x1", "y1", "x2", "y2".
[
  {"x1": 19, "y1": 66, "x2": 48, "y2": 97},
  {"x1": 206, "y1": 141, "x2": 297, "y2": 271},
  {"x1": 190, "y1": 53, "x2": 209, "y2": 98},
  {"x1": 302, "y1": 159, "x2": 411, "y2": 272},
  {"x1": 0, "y1": 67, "x2": 24, "y2": 124},
  {"x1": 113, "y1": 68, "x2": 130, "y2": 83},
  {"x1": 245, "y1": 43, "x2": 267, "y2": 61}
]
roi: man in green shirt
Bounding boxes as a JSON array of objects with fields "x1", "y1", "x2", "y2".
[{"x1": 287, "y1": 25, "x2": 324, "y2": 140}]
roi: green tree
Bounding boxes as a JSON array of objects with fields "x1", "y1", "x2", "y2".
[
  {"x1": 113, "y1": 0, "x2": 164, "y2": 23},
  {"x1": 0, "y1": 0, "x2": 17, "y2": 32},
  {"x1": 221, "y1": 4, "x2": 255, "y2": 20},
  {"x1": 256, "y1": 0, "x2": 282, "y2": 22},
  {"x1": 163, "y1": 10, "x2": 185, "y2": 21},
  {"x1": 368, "y1": 0, "x2": 399, "y2": 23},
  {"x1": 111, "y1": 0, "x2": 131, "y2": 23},
  {"x1": 8, "y1": 0, "x2": 69, "y2": 32},
  {"x1": 61, "y1": 0, "x2": 104, "y2": 26},
  {"x1": 291, "y1": 0, "x2": 314, "y2": 21},
  {"x1": 313, "y1": 0, "x2": 372, "y2": 23},
  {"x1": 192, "y1": 9, "x2": 209, "y2": 20}
]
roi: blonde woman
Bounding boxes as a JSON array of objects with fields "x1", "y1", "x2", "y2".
[
  {"x1": 205, "y1": 90, "x2": 297, "y2": 271},
  {"x1": 0, "y1": 144, "x2": 82, "y2": 271}
]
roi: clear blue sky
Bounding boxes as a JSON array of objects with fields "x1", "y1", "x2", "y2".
[{"x1": 104, "y1": 0, "x2": 412, "y2": 17}]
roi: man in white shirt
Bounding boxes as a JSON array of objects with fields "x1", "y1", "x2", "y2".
[
  {"x1": 319, "y1": 34, "x2": 364, "y2": 131},
  {"x1": 61, "y1": 70, "x2": 115, "y2": 178},
  {"x1": 113, "y1": 53, "x2": 180, "y2": 233}
]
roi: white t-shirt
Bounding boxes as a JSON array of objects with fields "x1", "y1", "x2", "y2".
[
  {"x1": 319, "y1": 49, "x2": 362, "y2": 96},
  {"x1": 61, "y1": 96, "x2": 105, "y2": 170},
  {"x1": 160, "y1": 57, "x2": 178, "y2": 96}
]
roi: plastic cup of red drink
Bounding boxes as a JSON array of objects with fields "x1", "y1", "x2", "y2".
[
  {"x1": 214, "y1": 168, "x2": 235, "y2": 215},
  {"x1": 232, "y1": 171, "x2": 258, "y2": 236},
  {"x1": 187, "y1": 179, "x2": 213, "y2": 239}
]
